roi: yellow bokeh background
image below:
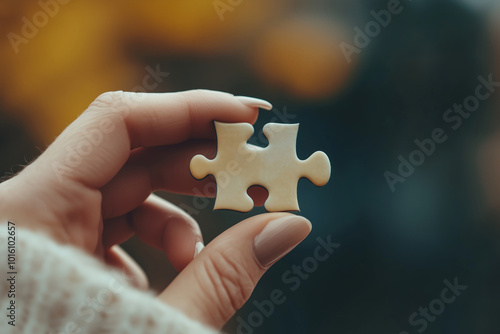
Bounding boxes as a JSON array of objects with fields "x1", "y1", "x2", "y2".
[{"x1": 0, "y1": 0, "x2": 355, "y2": 143}]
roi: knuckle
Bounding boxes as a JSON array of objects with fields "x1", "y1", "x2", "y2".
[
  {"x1": 89, "y1": 91, "x2": 125, "y2": 110},
  {"x1": 88, "y1": 91, "x2": 131, "y2": 112},
  {"x1": 87, "y1": 91, "x2": 140, "y2": 121},
  {"x1": 201, "y1": 248, "x2": 256, "y2": 321}
]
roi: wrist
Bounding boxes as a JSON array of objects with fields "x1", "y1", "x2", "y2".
[{"x1": 0, "y1": 177, "x2": 71, "y2": 246}]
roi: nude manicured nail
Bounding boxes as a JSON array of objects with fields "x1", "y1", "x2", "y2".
[
  {"x1": 253, "y1": 216, "x2": 312, "y2": 268},
  {"x1": 235, "y1": 96, "x2": 273, "y2": 110}
]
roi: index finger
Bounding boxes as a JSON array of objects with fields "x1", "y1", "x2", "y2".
[{"x1": 25, "y1": 90, "x2": 272, "y2": 189}]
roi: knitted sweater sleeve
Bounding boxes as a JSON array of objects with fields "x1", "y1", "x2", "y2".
[{"x1": 0, "y1": 224, "x2": 218, "y2": 334}]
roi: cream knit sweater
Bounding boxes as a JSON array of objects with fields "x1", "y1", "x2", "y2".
[{"x1": 0, "y1": 224, "x2": 218, "y2": 334}]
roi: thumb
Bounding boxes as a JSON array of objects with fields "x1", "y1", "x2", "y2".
[{"x1": 159, "y1": 213, "x2": 312, "y2": 329}]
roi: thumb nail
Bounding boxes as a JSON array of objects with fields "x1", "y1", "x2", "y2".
[
  {"x1": 235, "y1": 96, "x2": 273, "y2": 110},
  {"x1": 253, "y1": 215, "x2": 312, "y2": 269}
]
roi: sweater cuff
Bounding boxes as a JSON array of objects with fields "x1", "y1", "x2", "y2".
[{"x1": 0, "y1": 223, "x2": 218, "y2": 334}]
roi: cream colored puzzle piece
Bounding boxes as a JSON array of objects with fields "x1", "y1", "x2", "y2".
[{"x1": 190, "y1": 122, "x2": 331, "y2": 212}]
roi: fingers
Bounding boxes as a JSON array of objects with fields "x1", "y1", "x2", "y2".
[
  {"x1": 24, "y1": 90, "x2": 270, "y2": 189},
  {"x1": 102, "y1": 194, "x2": 204, "y2": 272},
  {"x1": 100, "y1": 140, "x2": 216, "y2": 219},
  {"x1": 104, "y1": 245, "x2": 149, "y2": 291},
  {"x1": 159, "y1": 213, "x2": 312, "y2": 329},
  {"x1": 100, "y1": 141, "x2": 268, "y2": 219}
]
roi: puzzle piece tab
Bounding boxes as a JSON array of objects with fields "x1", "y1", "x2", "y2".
[{"x1": 190, "y1": 122, "x2": 331, "y2": 212}]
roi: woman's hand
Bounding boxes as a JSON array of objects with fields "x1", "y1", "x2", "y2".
[{"x1": 0, "y1": 90, "x2": 312, "y2": 329}]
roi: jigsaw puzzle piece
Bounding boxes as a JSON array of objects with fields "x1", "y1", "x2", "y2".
[
  {"x1": 214, "y1": 121, "x2": 255, "y2": 154},
  {"x1": 262, "y1": 123, "x2": 298, "y2": 158},
  {"x1": 257, "y1": 123, "x2": 301, "y2": 211},
  {"x1": 190, "y1": 154, "x2": 212, "y2": 180},
  {"x1": 190, "y1": 121, "x2": 254, "y2": 179},
  {"x1": 262, "y1": 150, "x2": 330, "y2": 211},
  {"x1": 264, "y1": 150, "x2": 330, "y2": 211},
  {"x1": 260, "y1": 123, "x2": 330, "y2": 211},
  {"x1": 299, "y1": 151, "x2": 331, "y2": 187},
  {"x1": 263, "y1": 122, "x2": 330, "y2": 188},
  {"x1": 190, "y1": 121, "x2": 256, "y2": 211},
  {"x1": 190, "y1": 154, "x2": 255, "y2": 211},
  {"x1": 263, "y1": 178, "x2": 300, "y2": 212},
  {"x1": 213, "y1": 177, "x2": 254, "y2": 211},
  {"x1": 190, "y1": 121, "x2": 331, "y2": 212}
]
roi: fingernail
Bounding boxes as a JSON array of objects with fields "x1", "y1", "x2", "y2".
[
  {"x1": 235, "y1": 96, "x2": 273, "y2": 110},
  {"x1": 253, "y1": 215, "x2": 312, "y2": 268},
  {"x1": 194, "y1": 241, "x2": 205, "y2": 257}
]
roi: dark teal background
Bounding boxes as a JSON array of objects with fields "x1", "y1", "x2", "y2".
[{"x1": 1, "y1": 0, "x2": 499, "y2": 333}]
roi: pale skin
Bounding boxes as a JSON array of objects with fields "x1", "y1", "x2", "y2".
[{"x1": 0, "y1": 90, "x2": 310, "y2": 329}]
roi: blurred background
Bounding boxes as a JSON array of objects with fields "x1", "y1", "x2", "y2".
[{"x1": 1, "y1": 0, "x2": 500, "y2": 333}]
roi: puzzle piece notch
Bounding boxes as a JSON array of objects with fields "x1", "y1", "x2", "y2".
[{"x1": 190, "y1": 121, "x2": 331, "y2": 212}]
